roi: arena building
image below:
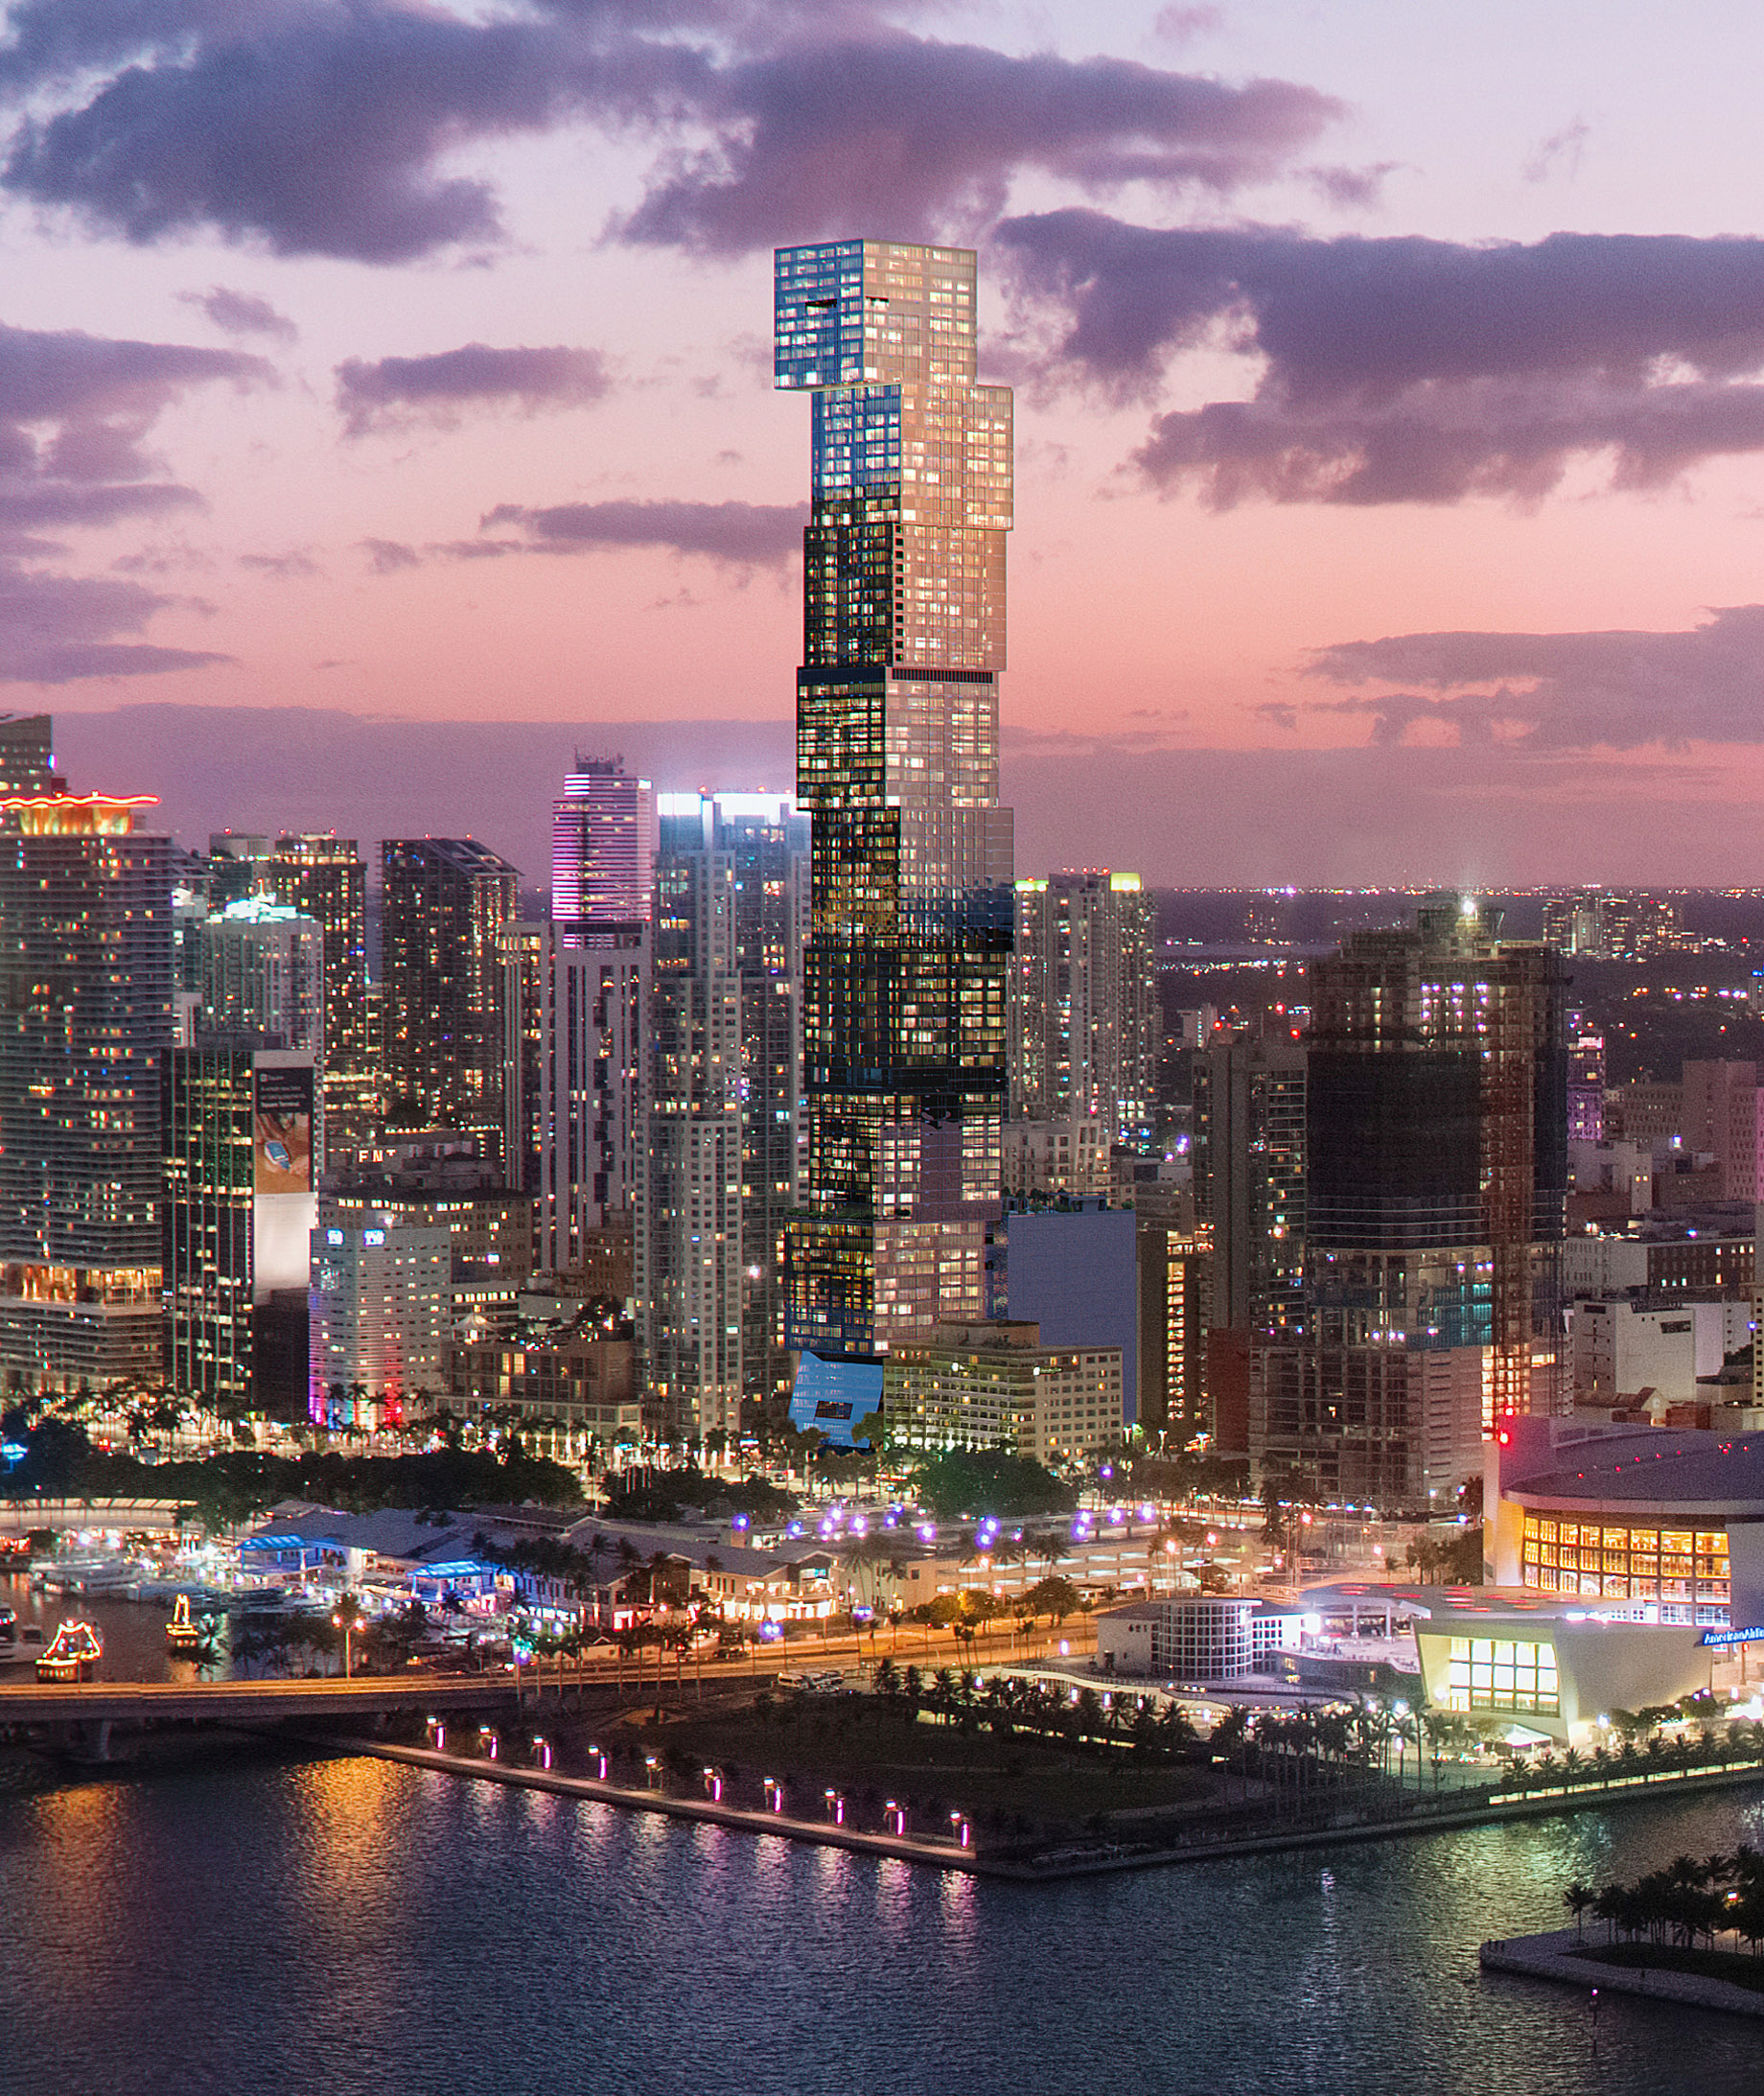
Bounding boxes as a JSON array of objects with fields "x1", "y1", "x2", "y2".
[{"x1": 1486, "y1": 1412, "x2": 1764, "y2": 1631}]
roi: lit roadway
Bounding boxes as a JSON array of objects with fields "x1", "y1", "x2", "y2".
[{"x1": 0, "y1": 1675, "x2": 518, "y2": 1726}]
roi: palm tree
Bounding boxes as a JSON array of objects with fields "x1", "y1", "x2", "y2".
[{"x1": 1564, "y1": 1880, "x2": 1594, "y2": 1941}]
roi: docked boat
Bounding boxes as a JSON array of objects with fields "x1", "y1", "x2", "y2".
[
  {"x1": 165, "y1": 1594, "x2": 202, "y2": 1653},
  {"x1": 36, "y1": 1619, "x2": 103, "y2": 1682}
]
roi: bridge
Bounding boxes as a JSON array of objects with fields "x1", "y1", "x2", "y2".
[{"x1": 0, "y1": 1674, "x2": 520, "y2": 1760}]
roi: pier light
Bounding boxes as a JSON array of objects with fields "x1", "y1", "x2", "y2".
[
  {"x1": 824, "y1": 1788, "x2": 844, "y2": 1826},
  {"x1": 644, "y1": 1754, "x2": 662, "y2": 1790},
  {"x1": 704, "y1": 1766, "x2": 723, "y2": 1803},
  {"x1": 763, "y1": 1777, "x2": 783, "y2": 1813},
  {"x1": 588, "y1": 1744, "x2": 608, "y2": 1781},
  {"x1": 950, "y1": 1810, "x2": 970, "y2": 1849},
  {"x1": 426, "y1": 1715, "x2": 445, "y2": 1752},
  {"x1": 478, "y1": 1725, "x2": 499, "y2": 1761},
  {"x1": 885, "y1": 1800, "x2": 906, "y2": 1836},
  {"x1": 533, "y1": 1735, "x2": 551, "y2": 1771}
]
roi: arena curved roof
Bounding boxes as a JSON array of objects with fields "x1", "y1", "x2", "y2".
[{"x1": 1507, "y1": 1434, "x2": 1764, "y2": 1518}]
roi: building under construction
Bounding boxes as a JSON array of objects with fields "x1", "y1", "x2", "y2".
[{"x1": 1253, "y1": 899, "x2": 1567, "y2": 1511}]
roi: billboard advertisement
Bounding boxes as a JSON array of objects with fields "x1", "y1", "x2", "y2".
[
  {"x1": 254, "y1": 1062, "x2": 314, "y2": 1194},
  {"x1": 787, "y1": 1352, "x2": 885, "y2": 1449}
]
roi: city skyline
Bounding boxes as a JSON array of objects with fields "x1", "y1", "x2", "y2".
[{"x1": 9, "y1": 4, "x2": 1764, "y2": 883}]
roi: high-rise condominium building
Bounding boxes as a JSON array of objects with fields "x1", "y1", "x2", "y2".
[
  {"x1": 776, "y1": 237, "x2": 1013, "y2": 1356},
  {"x1": 1011, "y1": 871, "x2": 1157, "y2": 1144},
  {"x1": 381, "y1": 838, "x2": 519, "y2": 1166},
  {"x1": 552, "y1": 757, "x2": 656, "y2": 943},
  {"x1": 269, "y1": 835, "x2": 373, "y2": 1141},
  {"x1": 0, "y1": 783, "x2": 172, "y2": 1391},
  {"x1": 524, "y1": 927, "x2": 644, "y2": 1272},
  {"x1": 1254, "y1": 900, "x2": 1567, "y2": 1509},
  {"x1": 0, "y1": 713, "x2": 59, "y2": 796},
  {"x1": 638, "y1": 793, "x2": 808, "y2": 1443},
  {"x1": 164, "y1": 1041, "x2": 317, "y2": 1414},
  {"x1": 198, "y1": 897, "x2": 325, "y2": 1060}
]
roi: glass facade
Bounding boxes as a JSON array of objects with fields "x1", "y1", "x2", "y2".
[
  {"x1": 381, "y1": 838, "x2": 520, "y2": 1166},
  {"x1": 1444, "y1": 1634, "x2": 1561, "y2": 1715},
  {"x1": 1520, "y1": 1508, "x2": 1731, "y2": 1619},
  {"x1": 0, "y1": 792, "x2": 171, "y2": 1389},
  {"x1": 778, "y1": 240, "x2": 1013, "y2": 1355}
]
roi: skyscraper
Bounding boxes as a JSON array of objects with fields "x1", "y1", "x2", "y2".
[
  {"x1": 0, "y1": 714, "x2": 59, "y2": 797},
  {"x1": 198, "y1": 897, "x2": 326, "y2": 1061},
  {"x1": 0, "y1": 784, "x2": 172, "y2": 1391},
  {"x1": 1011, "y1": 870, "x2": 1157, "y2": 1144},
  {"x1": 775, "y1": 237, "x2": 1013, "y2": 1356},
  {"x1": 1254, "y1": 901, "x2": 1567, "y2": 1508},
  {"x1": 638, "y1": 792, "x2": 808, "y2": 1443},
  {"x1": 268, "y1": 834, "x2": 372, "y2": 1141},
  {"x1": 165, "y1": 1039, "x2": 317, "y2": 1415},
  {"x1": 552, "y1": 757, "x2": 656, "y2": 943},
  {"x1": 381, "y1": 837, "x2": 519, "y2": 1163}
]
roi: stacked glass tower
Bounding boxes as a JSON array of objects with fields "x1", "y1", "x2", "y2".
[{"x1": 775, "y1": 239, "x2": 1014, "y2": 1355}]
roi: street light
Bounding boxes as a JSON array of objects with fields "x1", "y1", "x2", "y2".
[
  {"x1": 331, "y1": 1602, "x2": 362, "y2": 1679},
  {"x1": 704, "y1": 1765, "x2": 723, "y2": 1804},
  {"x1": 949, "y1": 1809, "x2": 970, "y2": 1849},
  {"x1": 824, "y1": 1787, "x2": 845, "y2": 1826},
  {"x1": 478, "y1": 1725, "x2": 499, "y2": 1761},
  {"x1": 425, "y1": 1714, "x2": 445, "y2": 1753},
  {"x1": 588, "y1": 1743, "x2": 608, "y2": 1781},
  {"x1": 763, "y1": 1776, "x2": 783, "y2": 1813},
  {"x1": 533, "y1": 1735, "x2": 551, "y2": 1771}
]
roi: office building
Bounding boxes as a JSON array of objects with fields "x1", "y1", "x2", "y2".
[
  {"x1": 1010, "y1": 871, "x2": 1156, "y2": 1144},
  {"x1": 1680, "y1": 1060, "x2": 1763, "y2": 1202},
  {"x1": 1253, "y1": 900, "x2": 1567, "y2": 1509},
  {"x1": 1194, "y1": 1031, "x2": 1307, "y2": 1339},
  {"x1": 776, "y1": 237, "x2": 1014, "y2": 1355},
  {"x1": 382, "y1": 837, "x2": 519, "y2": 1165},
  {"x1": 1135, "y1": 1198, "x2": 1216, "y2": 1449},
  {"x1": 552, "y1": 757, "x2": 656, "y2": 943},
  {"x1": 638, "y1": 793, "x2": 808, "y2": 1444},
  {"x1": 164, "y1": 1041, "x2": 317, "y2": 1414},
  {"x1": 0, "y1": 782, "x2": 172, "y2": 1391}
]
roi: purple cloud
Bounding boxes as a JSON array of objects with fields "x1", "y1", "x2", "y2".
[
  {"x1": 0, "y1": 558, "x2": 228, "y2": 685},
  {"x1": 178, "y1": 284, "x2": 298, "y2": 342},
  {"x1": 0, "y1": 7, "x2": 702, "y2": 265},
  {"x1": 0, "y1": 6, "x2": 1333, "y2": 263},
  {"x1": 998, "y1": 210, "x2": 1764, "y2": 503},
  {"x1": 480, "y1": 499, "x2": 805, "y2": 563},
  {"x1": 336, "y1": 343, "x2": 613, "y2": 436},
  {"x1": 1308, "y1": 604, "x2": 1764, "y2": 750},
  {"x1": 618, "y1": 37, "x2": 1337, "y2": 253},
  {"x1": 0, "y1": 321, "x2": 267, "y2": 516}
]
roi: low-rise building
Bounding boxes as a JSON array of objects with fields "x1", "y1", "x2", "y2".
[{"x1": 1095, "y1": 1595, "x2": 1301, "y2": 1680}]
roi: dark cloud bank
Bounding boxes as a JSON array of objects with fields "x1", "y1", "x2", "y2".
[
  {"x1": 998, "y1": 210, "x2": 1764, "y2": 502},
  {"x1": 0, "y1": 2, "x2": 1337, "y2": 263}
]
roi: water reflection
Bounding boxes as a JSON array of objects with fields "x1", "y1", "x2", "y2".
[{"x1": 1, "y1": 1757, "x2": 1762, "y2": 2096}]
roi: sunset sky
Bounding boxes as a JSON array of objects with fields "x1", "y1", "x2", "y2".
[{"x1": 10, "y1": 1, "x2": 1764, "y2": 884}]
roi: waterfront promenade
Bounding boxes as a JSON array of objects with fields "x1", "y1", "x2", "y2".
[
  {"x1": 1482, "y1": 1925, "x2": 1764, "y2": 2020},
  {"x1": 328, "y1": 1731, "x2": 1764, "y2": 1881}
]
